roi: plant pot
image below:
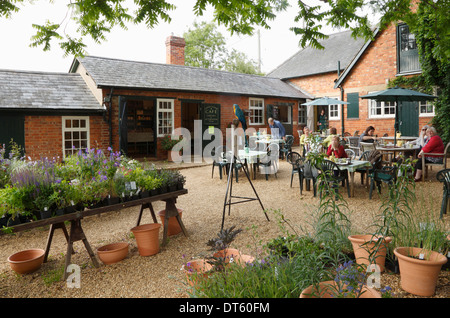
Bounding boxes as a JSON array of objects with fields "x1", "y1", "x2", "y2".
[
  {"x1": 97, "y1": 242, "x2": 129, "y2": 265},
  {"x1": 394, "y1": 247, "x2": 447, "y2": 296},
  {"x1": 140, "y1": 190, "x2": 149, "y2": 198},
  {"x1": 8, "y1": 249, "x2": 45, "y2": 274},
  {"x1": 106, "y1": 196, "x2": 120, "y2": 206},
  {"x1": 348, "y1": 235, "x2": 392, "y2": 272},
  {"x1": 55, "y1": 208, "x2": 64, "y2": 216},
  {"x1": 300, "y1": 280, "x2": 381, "y2": 298},
  {"x1": 212, "y1": 248, "x2": 254, "y2": 266},
  {"x1": 168, "y1": 184, "x2": 177, "y2": 192},
  {"x1": 182, "y1": 259, "x2": 213, "y2": 287},
  {"x1": 130, "y1": 223, "x2": 161, "y2": 256},
  {"x1": 150, "y1": 189, "x2": 158, "y2": 196},
  {"x1": 40, "y1": 209, "x2": 52, "y2": 219},
  {"x1": 64, "y1": 205, "x2": 77, "y2": 214},
  {"x1": 177, "y1": 182, "x2": 184, "y2": 190},
  {"x1": 158, "y1": 209, "x2": 183, "y2": 236}
]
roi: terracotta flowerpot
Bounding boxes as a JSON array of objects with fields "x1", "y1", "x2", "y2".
[
  {"x1": 213, "y1": 248, "x2": 255, "y2": 266},
  {"x1": 182, "y1": 259, "x2": 213, "y2": 287},
  {"x1": 394, "y1": 247, "x2": 447, "y2": 296},
  {"x1": 8, "y1": 249, "x2": 45, "y2": 274},
  {"x1": 97, "y1": 242, "x2": 129, "y2": 265},
  {"x1": 348, "y1": 235, "x2": 392, "y2": 272},
  {"x1": 131, "y1": 223, "x2": 161, "y2": 256},
  {"x1": 158, "y1": 209, "x2": 183, "y2": 236},
  {"x1": 300, "y1": 280, "x2": 381, "y2": 298}
]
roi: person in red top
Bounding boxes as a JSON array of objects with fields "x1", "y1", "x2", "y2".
[
  {"x1": 414, "y1": 126, "x2": 444, "y2": 182},
  {"x1": 327, "y1": 136, "x2": 348, "y2": 158}
]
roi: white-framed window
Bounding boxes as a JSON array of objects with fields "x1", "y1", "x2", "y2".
[
  {"x1": 62, "y1": 116, "x2": 90, "y2": 157},
  {"x1": 368, "y1": 91, "x2": 396, "y2": 118},
  {"x1": 328, "y1": 97, "x2": 341, "y2": 120},
  {"x1": 419, "y1": 100, "x2": 434, "y2": 116},
  {"x1": 298, "y1": 104, "x2": 307, "y2": 125},
  {"x1": 157, "y1": 99, "x2": 174, "y2": 137},
  {"x1": 249, "y1": 98, "x2": 264, "y2": 125}
]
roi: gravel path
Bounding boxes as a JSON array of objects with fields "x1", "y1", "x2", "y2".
[{"x1": 0, "y1": 152, "x2": 448, "y2": 298}]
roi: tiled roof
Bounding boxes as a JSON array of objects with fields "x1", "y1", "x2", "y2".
[
  {"x1": 267, "y1": 30, "x2": 366, "y2": 79},
  {"x1": 0, "y1": 70, "x2": 103, "y2": 111},
  {"x1": 72, "y1": 56, "x2": 310, "y2": 99}
]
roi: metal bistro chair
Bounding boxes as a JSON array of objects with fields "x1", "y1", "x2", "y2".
[
  {"x1": 319, "y1": 159, "x2": 351, "y2": 198},
  {"x1": 436, "y1": 169, "x2": 450, "y2": 219},
  {"x1": 345, "y1": 148, "x2": 356, "y2": 160},
  {"x1": 280, "y1": 135, "x2": 294, "y2": 160},
  {"x1": 287, "y1": 152, "x2": 302, "y2": 193}
]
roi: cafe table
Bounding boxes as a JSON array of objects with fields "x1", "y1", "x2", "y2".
[
  {"x1": 376, "y1": 144, "x2": 420, "y2": 162},
  {"x1": 334, "y1": 159, "x2": 372, "y2": 197},
  {"x1": 236, "y1": 149, "x2": 271, "y2": 179},
  {"x1": 380, "y1": 136, "x2": 418, "y2": 142}
]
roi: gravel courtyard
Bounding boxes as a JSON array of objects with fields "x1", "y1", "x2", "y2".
[{"x1": 0, "y1": 152, "x2": 448, "y2": 298}]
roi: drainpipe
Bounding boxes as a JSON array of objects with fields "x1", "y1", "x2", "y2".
[
  {"x1": 337, "y1": 61, "x2": 345, "y2": 136},
  {"x1": 103, "y1": 88, "x2": 114, "y2": 149}
]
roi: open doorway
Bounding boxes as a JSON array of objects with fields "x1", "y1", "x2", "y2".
[{"x1": 126, "y1": 99, "x2": 156, "y2": 158}]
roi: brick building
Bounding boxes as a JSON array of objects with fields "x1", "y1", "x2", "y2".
[
  {"x1": 0, "y1": 70, "x2": 106, "y2": 160},
  {"x1": 0, "y1": 36, "x2": 309, "y2": 160},
  {"x1": 268, "y1": 23, "x2": 434, "y2": 138}
]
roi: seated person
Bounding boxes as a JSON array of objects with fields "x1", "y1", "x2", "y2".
[
  {"x1": 327, "y1": 136, "x2": 348, "y2": 159},
  {"x1": 409, "y1": 125, "x2": 430, "y2": 150},
  {"x1": 414, "y1": 126, "x2": 444, "y2": 182},
  {"x1": 322, "y1": 127, "x2": 338, "y2": 148},
  {"x1": 300, "y1": 126, "x2": 311, "y2": 155},
  {"x1": 359, "y1": 126, "x2": 377, "y2": 143}
]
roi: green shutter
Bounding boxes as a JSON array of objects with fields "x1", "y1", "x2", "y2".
[
  {"x1": 347, "y1": 93, "x2": 359, "y2": 119},
  {"x1": 0, "y1": 114, "x2": 25, "y2": 157}
]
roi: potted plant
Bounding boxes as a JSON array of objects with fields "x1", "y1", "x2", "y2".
[
  {"x1": 392, "y1": 210, "x2": 449, "y2": 296},
  {"x1": 206, "y1": 226, "x2": 243, "y2": 270},
  {"x1": 300, "y1": 261, "x2": 382, "y2": 298},
  {"x1": 161, "y1": 135, "x2": 182, "y2": 162}
]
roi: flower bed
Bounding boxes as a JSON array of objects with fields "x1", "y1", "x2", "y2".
[{"x1": 0, "y1": 145, "x2": 186, "y2": 227}]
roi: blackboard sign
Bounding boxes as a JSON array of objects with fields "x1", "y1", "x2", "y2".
[{"x1": 202, "y1": 103, "x2": 221, "y2": 126}]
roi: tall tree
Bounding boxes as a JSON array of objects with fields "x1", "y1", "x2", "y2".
[
  {"x1": 183, "y1": 21, "x2": 260, "y2": 74},
  {"x1": 1, "y1": 1, "x2": 448, "y2": 63}
]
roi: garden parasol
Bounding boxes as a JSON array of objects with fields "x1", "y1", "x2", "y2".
[
  {"x1": 302, "y1": 97, "x2": 349, "y2": 106},
  {"x1": 302, "y1": 97, "x2": 349, "y2": 134},
  {"x1": 361, "y1": 87, "x2": 437, "y2": 145}
]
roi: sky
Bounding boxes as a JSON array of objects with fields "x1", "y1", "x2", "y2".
[{"x1": 0, "y1": 0, "x2": 339, "y2": 75}]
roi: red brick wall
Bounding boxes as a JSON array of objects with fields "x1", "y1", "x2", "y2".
[
  {"x1": 24, "y1": 115, "x2": 109, "y2": 161},
  {"x1": 287, "y1": 23, "x2": 434, "y2": 137},
  {"x1": 105, "y1": 88, "x2": 300, "y2": 159}
]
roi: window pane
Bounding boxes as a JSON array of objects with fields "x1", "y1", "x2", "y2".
[{"x1": 65, "y1": 119, "x2": 71, "y2": 128}]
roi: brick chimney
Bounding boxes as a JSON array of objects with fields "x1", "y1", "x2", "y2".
[{"x1": 165, "y1": 35, "x2": 185, "y2": 65}]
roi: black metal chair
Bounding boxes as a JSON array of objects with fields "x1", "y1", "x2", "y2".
[
  {"x1": 286, "y1": 152, "x2": 302, "y2": 193},
  {"x1": 301, "y1": 159, "x2": 319, "y2": 197},
  {"x1": 318, "y1": 159, "x2": 351, "y2": 198},
  {"x1": 280, "y1": 135, "x2": 294, "y2": 160},
  {"x1": 356, "y1": 150, "x2": 382, "y2": 185},
  {"x1": 436, "y1": 169, "x2": 450, "y2": 219},
  {"x1": 211, "y1": 146, "x2": 229, "y2": 180},
  {"x1": 368, "y1": 165, "x2": 397, "y2": 199}
]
